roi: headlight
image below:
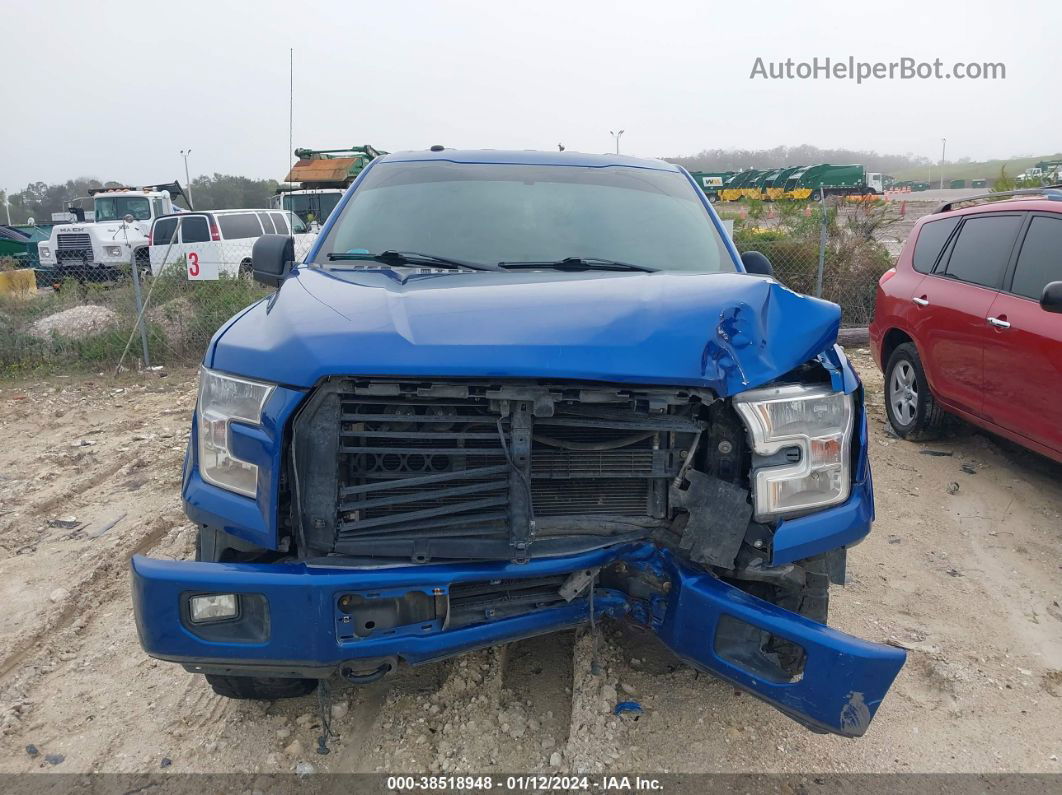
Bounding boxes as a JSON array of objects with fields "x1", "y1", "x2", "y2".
[
  {"x1": 197, "y1": 367, "x2": 275, "y2": 497},
  {"x1": 734, "y1": 384, "x2": 854, "y2": 519},
  {"x1": 104, "y1": 245, "x2": 123, "y2": 257},
  {"x1": 39, "y1": 245, "x2": 51, "y2": 258}
]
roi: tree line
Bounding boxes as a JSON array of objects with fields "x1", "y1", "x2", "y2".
[{"x1": 1, "y1": 174, "x2": 279, "y2": 225}]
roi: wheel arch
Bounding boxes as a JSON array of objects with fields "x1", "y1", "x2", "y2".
[{"x1": 881, "y1": 327, "x2": 915, "y2": 370}]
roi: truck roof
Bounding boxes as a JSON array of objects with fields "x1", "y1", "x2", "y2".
[{"x1": 380, "y1": 149, "x2": 681, "y2": 172}]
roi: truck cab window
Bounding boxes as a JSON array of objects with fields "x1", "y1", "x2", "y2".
[{"x1": 94, "y1": 196, "x2": 152, "y2": 222}]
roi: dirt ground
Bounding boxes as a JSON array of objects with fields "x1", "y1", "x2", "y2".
[{"x1": 0, "y1": 351, "x2": 1060, "y2": 775}]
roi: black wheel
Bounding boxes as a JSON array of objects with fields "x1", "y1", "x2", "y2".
[
  {"x1": 238, "y1": 259, "x2": 253, "y2": 279},
  {"x1": 884, "y1": 342, "x2": 946, "y2": 439},
  {"x1": 204, "y1": 674, "x2": 318, "y2": 700}
]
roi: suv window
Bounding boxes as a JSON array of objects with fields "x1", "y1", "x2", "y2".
[
  {"x1": 912, "y1": 217, "x2": 959, "y2": 273},
  {"x1": 153, "y1": 217, "x2": 178, "y2": 246},
  {"x1": 218, "y1": 213, "x2": 263, "y2": 240},
  {"x1": 1011, "y1": 215, "x2": 1062, "y2": 300},
  {"x1": 943, "y1": 215, "x2": 1023, "y2": 288},
  {"x1": 180, "y1": 216, "x2": 210, "y2": 243},
  {"x1": 257, "y1": 212, "x2": 276, "y2": 234},
  {"x1": 275, "y1": 211, "x2": 307, "y2": 233}
]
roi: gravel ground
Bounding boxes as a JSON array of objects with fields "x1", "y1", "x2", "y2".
[{"x1": 0, "y1": 352, "x2": 1060, "y2": 775}]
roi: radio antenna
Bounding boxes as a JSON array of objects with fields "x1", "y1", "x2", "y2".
[{"x1": 287, "y1": 47, "x2": 294, "y2": 232}]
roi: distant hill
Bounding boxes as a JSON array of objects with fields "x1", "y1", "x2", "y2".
[{"x1": 892, "y1": 154, "x2": 1062, "y2": 182}]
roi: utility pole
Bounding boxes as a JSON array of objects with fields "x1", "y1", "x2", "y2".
[
  {"x1": 179, "y1": 149, "x2": 194, "y2": 208},
  {"x1": 610, "y1": 130, "x2": 625, "y2": 154},
  {"x1": 940, "y1": 138, "x2": 947, "y2": 190},
  {"x1": 3, "y1": 190, "x2": 10, "y2": 225}
]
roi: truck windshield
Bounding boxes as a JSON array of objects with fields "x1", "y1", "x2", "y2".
[
  {"x1": 94, "y1": 196, "x2": 151, "y2": 222},
  {"x1": 283, "y1": 192, "x2": 342, "y2": 225},
  {"x1": 315, "y1": 161, "x2": 735, "y2": 273}
]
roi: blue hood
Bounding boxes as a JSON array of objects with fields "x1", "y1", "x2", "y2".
[{"x1": 209, "y1": 267, "x2": 841, "y2": 396}]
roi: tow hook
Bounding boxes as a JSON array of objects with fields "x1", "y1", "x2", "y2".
[{"x1": 340, "y1": 658, "x2": 396, "y2": 685}]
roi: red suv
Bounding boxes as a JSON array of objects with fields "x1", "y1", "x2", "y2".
[{"x1": 869, "y1": 189, "x2": 1062, "y2": 463}]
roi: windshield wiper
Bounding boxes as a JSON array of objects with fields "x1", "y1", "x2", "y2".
[
  {"x1": 326, "y1": 250, "x2": 497, "y2": 271},
  {"x1": 497, "y1": 257, "x2": 657, "y2": 273}
]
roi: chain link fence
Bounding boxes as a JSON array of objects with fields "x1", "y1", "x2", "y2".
[
  {"x1": 1, "y1": 197, "x2": 904, "y2": 375},
  {"x1": 0, "y1": 238, "x2": 272, "y2": 374},
  {"x1": 719, "y1": 194, "x2": 904, "y2": 329}
]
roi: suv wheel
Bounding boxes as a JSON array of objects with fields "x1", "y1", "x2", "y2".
[{"x1": 885, "y1": 342, "x2": 945, "y2": 439}]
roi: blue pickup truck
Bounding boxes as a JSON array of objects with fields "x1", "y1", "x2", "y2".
[{"x1": 131, "y1": 148, "x2": 904, "y2": 738}]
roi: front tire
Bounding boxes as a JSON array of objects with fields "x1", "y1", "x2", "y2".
[
  {"x1": 205, "y1": 675, "x2": 318, "y2": 700},
  {"x1": 885, "y1": 342, "x2": 946, "y2": 439}
]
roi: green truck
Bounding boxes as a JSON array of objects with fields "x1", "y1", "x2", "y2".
[
  {"x1": 687, "y1": 171, "x2": 734, "y2": 202},
  {"x1": 690, "y1": 164, "x2": 884, "y2": 201}
]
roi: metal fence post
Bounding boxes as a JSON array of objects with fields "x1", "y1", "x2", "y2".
[
  {"x1": 815, "y1": 187, "x2": 827, "y2": 298},
  {"x1": 125, "y1": 221, "x2": 151, "y2": 368}
]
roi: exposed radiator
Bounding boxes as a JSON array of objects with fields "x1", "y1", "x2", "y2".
[{"x1": 293, "y1": 379, "x2": 709, "y2": 563}]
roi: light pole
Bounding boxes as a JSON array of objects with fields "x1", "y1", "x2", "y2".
[
  {"x1": 610, "y1": 130, "x2": 625, "y2": 154},
  {"x1": 940, "y1": 138, "x2": 946, "y2": 190},
  {"x1": 179, "y1": 149, "x2": 194, "y2": 208}
]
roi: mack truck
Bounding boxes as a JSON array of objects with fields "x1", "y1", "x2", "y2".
[
  {"x1": 270, "y1": 145, "x2": 386, "y2": 228},
  {"x1": 37, "y1": 182, "x2": 189, "y2": 283},
  {"x1": 132, "y1": 148, "x2": 905, "y2": 739}
]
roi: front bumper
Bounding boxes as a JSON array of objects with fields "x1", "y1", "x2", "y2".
[
  {"x1": 51, "y1": 260, "x2": 127, "y2": 282},
  {"x1": 132, "y1": 537, "x2": 904, "y2": 738}
]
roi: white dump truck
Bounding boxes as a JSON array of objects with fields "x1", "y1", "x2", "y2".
[{"x1": 37, "y1": 182, "x2": 189, "y2": 283}]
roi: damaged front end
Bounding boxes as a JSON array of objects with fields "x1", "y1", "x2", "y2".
[{"x1": 133, "y1": 350, "x2": 904, "y2": 738}]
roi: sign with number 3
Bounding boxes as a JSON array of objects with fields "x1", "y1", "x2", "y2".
[{"x1": 186, "y1": 251, "x2": 219, "y2": 280}]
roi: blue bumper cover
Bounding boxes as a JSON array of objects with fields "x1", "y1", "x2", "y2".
[{"x1": 132, "y1": 536, "x2": 903, "y2": 737}]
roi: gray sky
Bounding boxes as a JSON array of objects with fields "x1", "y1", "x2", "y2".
[{"x1": 3, "y1": 0, "x2": 1057, "y2": 190}]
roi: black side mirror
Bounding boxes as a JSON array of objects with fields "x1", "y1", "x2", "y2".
[
  {"x1": 741, "y1": 250, "x2": 775, "y2": 278},
  {"x1": 1041, "y1": 281, "x2": 1062, "y2": 314},
  {"x1": 252, "y1": 234, "x2": 295, "y2": 287}
]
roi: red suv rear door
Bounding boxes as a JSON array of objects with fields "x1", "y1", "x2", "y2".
[
  {"x1": 919, "y1": 213, "x2": 1025, "y2": 418},
  {"x1": 982, "y1": 213, "x2": 1062, "y2": 456}
]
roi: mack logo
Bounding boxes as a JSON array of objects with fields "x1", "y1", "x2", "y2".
[{"x1": 69, "y1": 227, "x2": 84, "y2": 232}]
